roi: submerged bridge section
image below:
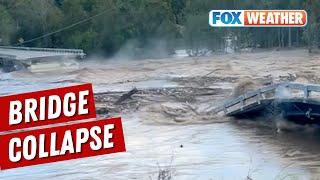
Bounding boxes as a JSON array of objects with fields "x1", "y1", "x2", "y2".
[{"x1": 213, "y1": 82, "x2": 320, "y2": 119}]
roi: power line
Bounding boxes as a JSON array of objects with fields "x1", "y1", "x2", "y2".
[{"x1": 15, "y1": 4, "x2": 120, "y2": 46}]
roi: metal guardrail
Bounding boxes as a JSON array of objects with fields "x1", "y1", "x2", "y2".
[
  {"x1": 0, "y1": 46, "x2": 85, "y2": 56},
  {"x1": 214, "y1": 82, "x2": 320, "y2": 114},
  {"x1": 223, "y1": 83, "x2": 279, "y2": 108}
]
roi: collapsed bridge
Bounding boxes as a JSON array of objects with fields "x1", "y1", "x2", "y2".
[{"x1": 213, "y1": 82, "x2": 320, "y2": 125}]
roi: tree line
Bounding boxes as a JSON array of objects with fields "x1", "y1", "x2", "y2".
[{"x1": 0, "y1": 0, "x2": 319, "y2": 58}]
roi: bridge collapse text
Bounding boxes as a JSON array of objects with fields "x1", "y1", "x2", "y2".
[{"x1": 0, "y1": 84, "x2": 126, "y2": 170}]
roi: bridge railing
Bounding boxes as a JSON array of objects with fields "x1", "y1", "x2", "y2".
[{"x1": 0, "y1": 46, "x2": 85, "y2": 56}]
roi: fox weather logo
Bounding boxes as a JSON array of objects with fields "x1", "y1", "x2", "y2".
[{"x1": 209, "y1": 10, "x2": 307, "y2": 27}]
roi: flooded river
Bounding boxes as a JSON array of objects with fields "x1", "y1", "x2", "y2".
[{"x1": 1, "y1": 49, "x2": 320, "y2": 179}]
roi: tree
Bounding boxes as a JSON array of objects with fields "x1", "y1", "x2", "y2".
[
  {"x1": 0, "y1": 5, "x2": 15, "y2": 45},
  {"x1": 0, "y1": 0, "x2": 318, "y2": 56}
]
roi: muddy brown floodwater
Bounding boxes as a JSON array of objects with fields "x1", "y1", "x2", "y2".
[{"x1": 1, "y1": 49, "x2": 320, "y2": 179}]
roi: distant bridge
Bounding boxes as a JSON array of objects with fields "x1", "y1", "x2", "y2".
[
  {"x1": 0, "y1": 46, "x2": 85, "y2": 61},
  {"x1": 0, "y1": 46, "x2": 85, "y2": 72}
]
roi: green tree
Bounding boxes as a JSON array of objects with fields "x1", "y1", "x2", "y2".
[{"x1": 0, "y1": 5, "x2": 15, "y2": 45}]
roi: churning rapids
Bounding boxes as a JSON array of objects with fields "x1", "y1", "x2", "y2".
[{"x1": 1, "y1": 49, "x2": 320, "y2": 179}]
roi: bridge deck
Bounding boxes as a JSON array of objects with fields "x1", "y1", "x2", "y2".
[
  {"x1": 0, "y1": 46, "x2": 85, "y2": 61},
  {"x1": 213, "y1": 83, "x2": 320, "y2": 116}
]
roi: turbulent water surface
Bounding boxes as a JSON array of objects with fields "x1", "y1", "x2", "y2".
[{"x1": 1, "y1": 49, "x2": 320, "y2": 179}]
